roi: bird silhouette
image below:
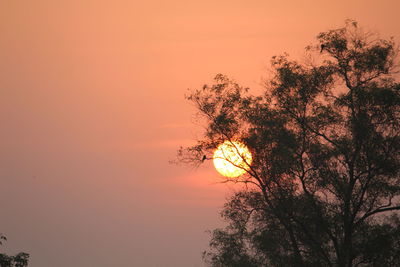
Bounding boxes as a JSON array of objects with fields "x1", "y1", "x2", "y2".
[
  {"x1": 202, "y1": 155, "x2": 207, "y2": 162},
  {"x1": 320, "y1": 44, "x2": 326, "y2": 53}
]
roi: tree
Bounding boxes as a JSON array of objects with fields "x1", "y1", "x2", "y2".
[
  {"x1": 179, "y1": 21, "x2": 400, "y2": 266},
  {"x1": 0, "y1": 234, "x2": 29, "y2": 267}
]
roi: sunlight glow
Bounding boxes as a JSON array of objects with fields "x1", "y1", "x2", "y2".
[{"x1": 213, "y1": 140, "x2": 252, "y2": 178}]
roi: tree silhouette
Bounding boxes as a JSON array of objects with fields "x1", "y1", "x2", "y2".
[
  {"x1": 0, "y1": 234, "x2": 29, "y2": 267},
  {"x1": 179, "y1": 21, "x2": 400, "y2": 266}
]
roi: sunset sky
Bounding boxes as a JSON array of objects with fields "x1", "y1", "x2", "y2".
[{"x1": 1, "y1": 1, "x2": 400, "y2": 266}]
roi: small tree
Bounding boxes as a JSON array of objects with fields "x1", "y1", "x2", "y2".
[
  {"x1": 0, "y1": 234, "x2": 29, "y2": 267},
  {"x1": 179, "y1": 21, "x2": 400, "y2": 266}
]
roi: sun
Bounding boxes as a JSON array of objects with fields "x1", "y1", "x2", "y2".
[{"x1": 213, "y1": 140, "x2": 252, "y2": 178}]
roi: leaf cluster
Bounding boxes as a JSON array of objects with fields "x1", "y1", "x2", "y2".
[{"x1": 0, "y1": 234, "x2": 29, "y2": 267}]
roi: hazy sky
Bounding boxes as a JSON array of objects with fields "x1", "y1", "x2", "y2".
[{"x1": 1, "y1": 1, "x2": 400, "y2": 266}]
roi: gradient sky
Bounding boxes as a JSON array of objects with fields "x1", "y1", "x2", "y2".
[{"x1": 1, "y1": 1, "x2": 400, "y2": 266}]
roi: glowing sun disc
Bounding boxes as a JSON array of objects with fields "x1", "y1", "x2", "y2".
[{"x1": 213, "y1": 140, "x2": 252, "y2": 178}]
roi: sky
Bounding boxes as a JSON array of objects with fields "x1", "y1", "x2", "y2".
[{"x1": 1, "y1": 0, "x2": 400, "y2": 266}]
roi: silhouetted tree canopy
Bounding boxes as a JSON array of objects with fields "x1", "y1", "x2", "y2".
[
  {"x1": 0, "y1": 234, "x2": 29, "y2": 267},
  {"x1": 179, "y1": 21, "x2": 400, "y2": 267}
]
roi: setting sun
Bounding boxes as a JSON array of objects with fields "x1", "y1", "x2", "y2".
[{"x1": 213, "y1": 140, "x2": 252, "y2": 178}]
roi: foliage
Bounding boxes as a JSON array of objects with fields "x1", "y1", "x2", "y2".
[
  {"x1": 0, "y1": 234, "x2": 29, "y2": 267},
  {"x1": 179, "y1": 21, "x2": 400, "y2": 267}
]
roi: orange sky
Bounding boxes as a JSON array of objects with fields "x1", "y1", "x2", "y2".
[{"x1": 1, "y1": 1, "x2": 400, "y2": 266}]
